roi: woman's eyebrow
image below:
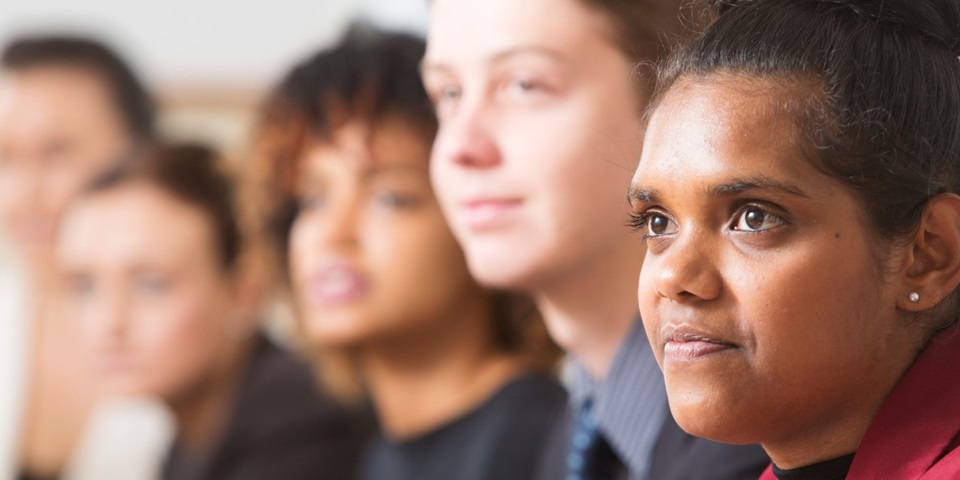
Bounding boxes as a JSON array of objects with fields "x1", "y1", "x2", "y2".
[
  {"x1": 710, "y1": 176, "x2": 810, "y2": 198},
  {"x1": 627, "y1": 176, "x2": 809, "y2": 205},
  {"x1": 627, "y1": 185, "x2": 659, "y2": 205}
]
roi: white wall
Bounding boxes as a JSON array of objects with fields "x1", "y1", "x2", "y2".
[{"x1": 0, "y1": 0, "x2": 429, "y2": 92}]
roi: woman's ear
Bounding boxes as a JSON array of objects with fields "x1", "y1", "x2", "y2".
[{"x1": 897, "y1": 193, "x2": 960, "y2": 311}]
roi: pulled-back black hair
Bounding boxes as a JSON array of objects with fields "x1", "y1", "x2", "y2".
[
  {"x1": 650, "y1": 0, "x2": 960, "y2": 322},
  {"x1": 1, "y1": 34, "x2": 155, "y2": 139},
  {"x1": 653, "y1": 0, "x2": 960, "y2": 242}
]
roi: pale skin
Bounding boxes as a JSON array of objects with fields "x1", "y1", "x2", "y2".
[
  {"x1": 288, "y1": 119, "x2": 524, "y2": 439},
  {"x1": 58, "y1": 183, "x2": 259, "y2": 451},
  {"x1": 632, "y1": 75, "x2": 960, "y2": 468},
  {"x1": 0, "y1": 66, "x2": 132, "y2": 476},
  {"x1": 424, "y1": 0, "x2": 645, "y2": 378}
]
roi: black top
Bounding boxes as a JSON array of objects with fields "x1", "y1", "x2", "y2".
[
  {"x1": 772, "y1": 453, "x2": 855, "y2": 480},
  {"x1": 162, "y1": 336, "x2": 375, "y2": 480},
  {"x1": 360, "y1": 372, "x2": 567, "y2": 480},
  {"x1": 16, "y1": 473, "x2": 56, "y2": 480}
]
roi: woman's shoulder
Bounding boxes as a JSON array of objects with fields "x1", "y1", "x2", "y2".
[
  {"x1": 484, "y1": 371, "x2": 568, "y2": 418},
  {"x1": 232, "y1": 336, "x2": 375, "y2": 436},
  {"x1": 360, "y1": 371, "x2": 568, "y2": 480},
  {"x1": 204, "y1": 336, "x2": 375, "y2": 480}
]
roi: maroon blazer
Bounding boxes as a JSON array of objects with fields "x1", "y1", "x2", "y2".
[{"x1": 760, "y1": 324, "x2": 960, "y2": 479}]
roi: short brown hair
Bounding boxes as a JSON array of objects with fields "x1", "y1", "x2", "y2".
[
  {"x1": 84, "y1": 142, "x2": 242, "y2": 270},
  {"x1": 578, "y1": 0, "x2": 708, "y2": 96}
]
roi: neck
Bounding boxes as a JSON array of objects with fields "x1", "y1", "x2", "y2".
[
  {"x1": 535, "y1": 237, "x2": 643, "y2": 379},
  {"x1": 360, "y1": 295, "x2": 524, "y2": 440},
  {"x1": 764, "y1": 412, "x2": 870, "y2": 470},
  {"x1": 169, "y1": 339, "x2": 254, "y2": 452}
]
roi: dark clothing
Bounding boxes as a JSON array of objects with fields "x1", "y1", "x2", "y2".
[
  {"x1": 540, "y1": 405, "x2": 769, "y2": 480},
  {"x1": 162, "y1": 336, "x2": 374, "y2": 480},
  {"x1": 360, "y1": 372, "x2": 567, "y2": 480},
  {"x1": 761, "y1": 324, "x2": 960, "y2": 480},
  {"x1": 16, "y1": 473, "x2": 56, "y2": 480},
  {"x1": 771, "y1": 453, "x2": 854, "y2": 480},
  {"x1": 646, "y1": 413, "x2": 770, "y2": 480},
  {"x1": 537, "y1": 318, "x2": 769, "y2": 480}
]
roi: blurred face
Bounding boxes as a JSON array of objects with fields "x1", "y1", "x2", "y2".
[
  {"x1": 633, "y1": 77, "x2": 917, "y2": 449},
  {"x1": 289, "y1": 120, "x2": 484, "y2": 346},
  {"x1": 0, "y1": 66, "x2": 130, "y2": 268},
  {"x1": 58, "y1": 183, "x2": 239, "y2": 401},
  {"x1": 425, "y1": 0, "x2": 644, "y2": 290}
]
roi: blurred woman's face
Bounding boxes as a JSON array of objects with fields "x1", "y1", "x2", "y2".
[
  {"x1": 0, "y1": 67, "x2": 130, "y2": 268},
  {"x1": 58, "y1": 183, "x2": 240, "y2": 402},
  {"x1": 633, "y1": 77, "x2": 919, "y2": 454},
  {"x1": 424, "y1": 0, "x2": 644, "y2": 290},
  {"x1": 289, "y1": 119, "x2": 484, "y2": 347}
]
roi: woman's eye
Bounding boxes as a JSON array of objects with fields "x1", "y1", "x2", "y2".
[
  {"x1": 434, "y1": 84, "x2": 461, "y2": 104},
  {"x1": 298, "y1": 194, "x2": 327, "y2": 212},
  {"x1": 67, "y1": 274, "x2": 96, "y2": 297},
  {"x1": 510, "y1": 78, "x2": 536, "y2": 93},
  {"x1": 373, "y1": 191, "x2": 420, "y2": 210},
  {"x1": 732, "y1": 206, "x2": 783, "y2": 232},
  {"x1": 647, "y1": 213, "x2": 676, "y2": 236},
  {"x1": 136, "y1": 275, "x2": 170, "y2": 295}
]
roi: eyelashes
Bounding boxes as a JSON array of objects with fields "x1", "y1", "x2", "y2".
[
  {"x1": 628, "y1": 202, "x2": 788, "y2": 239},
  {"x1": 627, "y1": 210, "x2": 650, "y2": 232}
]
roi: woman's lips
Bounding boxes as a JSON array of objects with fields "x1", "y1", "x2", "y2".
[
  {"x1": 302, "y1": 264, "x2": 368, "y2": 307},
  {"x1": 662, "y1": 327, "x2": 738, "y2": 362},
  {"x1": 459, "y1": 198, "x2": 523, "y2": 230}
]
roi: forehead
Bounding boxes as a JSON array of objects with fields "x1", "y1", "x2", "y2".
[
  {"x1": 0, "y1": 66, "x2": 119, "y2": 139},
  {"x1": 301, "y1": 119, "x2": 431, "y2": 174},
  {"x1": 60, "y1": 183, "x2": 217, "y2": 268},
  {"x1": 426, "y1": 0, "x2": 613, "y2": 65},
  {"x1": 632, "y1": 75, "x2": 836, "y2": 198}
]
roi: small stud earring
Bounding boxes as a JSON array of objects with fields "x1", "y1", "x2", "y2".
[{"x1": 909, "y1": 292, "x2": 920, "y2": 303}]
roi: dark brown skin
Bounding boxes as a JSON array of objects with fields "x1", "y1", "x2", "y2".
[{"x1": 633, "y1": 76, "x2": 960, "y2": 469}]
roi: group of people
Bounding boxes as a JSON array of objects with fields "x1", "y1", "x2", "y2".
[{"x1": 0, "y1": 0, "x2": 958, "y2": 479}]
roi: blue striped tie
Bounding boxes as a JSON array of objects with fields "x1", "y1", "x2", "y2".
[{"x1": 566, "y1": 399, "x2": 621, "y2": 480}]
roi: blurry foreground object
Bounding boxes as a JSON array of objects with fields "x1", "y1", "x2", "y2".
[{"x1": 58, "y1": 142, "x2": 373, "y2": 480}]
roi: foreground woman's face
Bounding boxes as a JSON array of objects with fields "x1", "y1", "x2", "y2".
[{"x1": 632, "y1": 76, "x2": 918, "y2": 459}]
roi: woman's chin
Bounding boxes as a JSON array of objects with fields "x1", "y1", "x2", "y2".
[{"x1": 668, "y1": 395, "x2": 760, "y2": 445}]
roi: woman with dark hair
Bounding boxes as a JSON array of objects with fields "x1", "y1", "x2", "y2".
[
  {"x1": 0, "y1": 34, "x2": 156, "y2": 480},
  {"x1": 250, "y1": 26, "x2": 566, "y2": 480},
  {"x1": 423, "y1": 0, "x2": 769, "y2": 478},
  {"x1": 57, "y1": 142, "x2": 372, "y2": 480},
  {"x1": 632, "y1": 0, "x2": 960, "y2": 478}
]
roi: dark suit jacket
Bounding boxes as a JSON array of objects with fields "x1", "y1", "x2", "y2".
[
  {"x1": 760, "y1": 325, "x2": 960, "y2": 480},
  {"x1": 162, "y1": 336, "x2": 375, "y2": 480}
]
